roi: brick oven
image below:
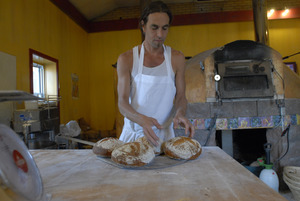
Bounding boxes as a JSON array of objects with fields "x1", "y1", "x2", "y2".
[
  {"x1": 174, "y1": 0, "x2": 300, "y2": 189},
  {"x1": 178, "y1": 39, "x2": 300, "y2": 189}
]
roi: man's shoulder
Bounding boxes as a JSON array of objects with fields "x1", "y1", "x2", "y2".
[
  {"x1": 119, "y1": 49, "x2": 133, "y2": 59},
  {"x1": 168, "y1": 47, "x2": 185, "y2": 72},
  {"x1": 170, "y1": 47, "x2": 184, "y2": 58},
  {"x1": 169, "y1": 47, "x2": 185, "y2": 63},
  {"x1": 117, "y1": 48, "x2": 135, "y2": 70}
]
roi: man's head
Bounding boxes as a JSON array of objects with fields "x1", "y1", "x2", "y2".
[
  {"x1": 140, "y1": 1, "x2": 173, "y2": 48},
  {"x1": 140, "y1": 1, "x2": 173, "y2": 29}
]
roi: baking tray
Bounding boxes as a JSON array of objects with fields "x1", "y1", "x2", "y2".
[{"x1": 97, "y1": 155, "x2": 189, "y2": 170}]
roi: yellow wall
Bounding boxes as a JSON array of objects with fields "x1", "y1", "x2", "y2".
[
  {"x1": 1, "y1": 0, "x2": 299, "y2": 131},
  {"x1": 87, "y1": 30, "x2": 141, "y2": 130},
  {"x1": 0, "y1": 0, "x2": 90, "y2": 125},
  {"x1": 166, "y1": 22, "x2": 255, "y2": 57},
  {"x1": 269, "y1": 18, "x2": 300, "y2": 69}
]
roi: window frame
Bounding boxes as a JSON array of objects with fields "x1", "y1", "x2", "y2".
[{"x1": 29, "y1": 49, "x2": 60, "y2": 100}]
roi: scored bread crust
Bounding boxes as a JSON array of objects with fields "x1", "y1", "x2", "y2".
[
  {"x1": 163, "y1": 136, "x2": 202, "y2": 160},
  {"x1": 111, "y1": 141, "x2": 155, "y2": 167},
  {"x1": 93, "y1": 137, "x2": 124, "y2": 157},
  {"x1": 136, "y1": 136, "x2": 163, "y2": 155}
]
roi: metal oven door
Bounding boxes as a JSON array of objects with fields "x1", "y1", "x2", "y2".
[{"x1": 216, "y1": 60, "x2": 274, "y2": 99}]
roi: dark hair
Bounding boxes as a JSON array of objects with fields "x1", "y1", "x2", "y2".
[{"x1": 139, "y1": 1, "x2": 173, "y2": 33}]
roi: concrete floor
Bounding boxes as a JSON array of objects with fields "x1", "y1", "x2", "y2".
[{"x1": 280, "y1": 190, "x2": 296, "y2": 201}]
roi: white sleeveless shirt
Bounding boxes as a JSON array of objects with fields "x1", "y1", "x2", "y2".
[{"x1": 119, "y1": 44, "x2": 176, "y2": 142}]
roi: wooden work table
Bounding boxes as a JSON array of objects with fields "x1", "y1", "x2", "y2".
[{"x1": 1, "y1": 147, "x2": 287, "y2": 201}]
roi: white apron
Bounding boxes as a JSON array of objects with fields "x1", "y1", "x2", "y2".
[{"x1": 119, "y1": 44, "x2": 176, "y2": 142}]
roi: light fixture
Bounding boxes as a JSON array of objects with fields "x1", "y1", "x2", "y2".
[
  {"x1": 267, "y1": 9, "x2": 275, "y2": 18},
  {"x1": 282, "y1": 9, "x2": 289, "y2": 17}
]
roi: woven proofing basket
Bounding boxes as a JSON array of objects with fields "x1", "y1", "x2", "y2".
[{"x1": 283, "y1": 166, "x2": 300, "y2": 201}]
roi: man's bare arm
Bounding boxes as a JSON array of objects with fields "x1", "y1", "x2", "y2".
[{"x1": 171, "y1": 50, "x2": 195, "y2": 137}]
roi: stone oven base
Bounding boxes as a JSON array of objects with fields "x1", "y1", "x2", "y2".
[{"x1": 176, "y1": 98, "x2": 300, "y2": 189}]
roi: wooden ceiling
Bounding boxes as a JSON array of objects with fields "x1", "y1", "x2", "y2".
[
  {"x1": 68, "y1": 0, "x2": 199, "y2": 21},
  {"x1": 50, "y1": 0, "x2": 300, "y2": 33},
  {"x1": 50, "y1": 0, "x2": 230, "y2": 32}
]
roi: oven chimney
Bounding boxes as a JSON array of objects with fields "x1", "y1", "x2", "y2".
[{"x1": 252, "y1": 0, "x2": 269, "y2": 45}]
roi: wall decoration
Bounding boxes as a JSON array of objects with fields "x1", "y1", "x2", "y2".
[
  {"x1": 284, "y1": 62, "x2": 297, "y2": 73},
  {"x1": 71, "y1": 73, "x2": 79, "y2": 99}
]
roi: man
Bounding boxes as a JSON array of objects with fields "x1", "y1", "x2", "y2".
[{"x1": 117, "y1": 1, "x2": 194, "y2": 146}]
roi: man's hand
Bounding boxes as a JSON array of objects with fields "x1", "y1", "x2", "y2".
[
  {"x1": 140, "y1": 115, "x2": 161, "y2": 146},
  {"x1": 173, "y1": 114, "x2": 195, "y2": 138}
]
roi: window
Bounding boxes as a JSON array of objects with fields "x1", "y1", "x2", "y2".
[
  {"x1": 29, "y1": 49, "x2": 59, "y2": 101},
  {"x1": 32, "y1": 62, "x2": 45, "y2": 98}
]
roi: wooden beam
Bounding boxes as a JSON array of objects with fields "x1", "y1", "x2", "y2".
[{"x1": 50, "y1": 0, "x2": 90, "y2": 32}]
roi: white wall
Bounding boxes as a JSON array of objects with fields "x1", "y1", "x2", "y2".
[{"x1": 0, "y1": 51, "x2": 16, "y2": 126}]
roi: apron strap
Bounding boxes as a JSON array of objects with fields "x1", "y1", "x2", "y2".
[
  {"x1": 138, "y1": 43, "x2": 172, "y2": 76},
  {"x1": 163, "y1": 45, "x2": 172, "y2": 76},
  {"x1": 138, "y1": 44, "x2": 145, "y2": 75}
]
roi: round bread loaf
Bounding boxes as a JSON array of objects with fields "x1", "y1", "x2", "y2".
[
  {"x1": 163, "y1": 136, "x2": 202, "y2": 160},
  {"x1": 111, "y1": 141, "x2": 155, "y2": 167},
  {"x1": 136, "y1": 136, "x2": 163, "y2": 155},
  {"x1": 93, "y1": 137, "x2": 124, "y2": 157}
]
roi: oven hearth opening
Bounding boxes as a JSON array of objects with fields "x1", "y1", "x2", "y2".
[{"x1": 216, "y1": 129, "x2": 267, "y2": 164}]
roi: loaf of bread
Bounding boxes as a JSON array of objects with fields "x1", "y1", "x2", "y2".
[
  {"x1": 136, "y1": 136, "x2": 163, "y2": 155},
  {"x1": 163, "y1": 136, "x2": 202, "y2": 160},
  {"x1": 93, "y1": 137, "x2": 124, "y2": 157},
  {"x1": 111, "y1": 141, "x2": 155, "y2": 167}
]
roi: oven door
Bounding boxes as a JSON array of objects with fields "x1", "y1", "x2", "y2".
[{"x1": 217, "y1": 60, "x2": 274, "y2": 99}]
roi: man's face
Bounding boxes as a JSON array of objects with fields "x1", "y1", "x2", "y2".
[{"x1": 142, "y1": 12, "x2": 170, "y2": 49}]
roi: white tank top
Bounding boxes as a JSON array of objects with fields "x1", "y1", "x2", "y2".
[{"x1": 131, "y1": 46, "x2": 175, "y2": 81}]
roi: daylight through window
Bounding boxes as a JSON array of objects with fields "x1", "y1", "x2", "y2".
[{"x1": 33, "y1": 62, "x2": 45, "y2": 98}]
